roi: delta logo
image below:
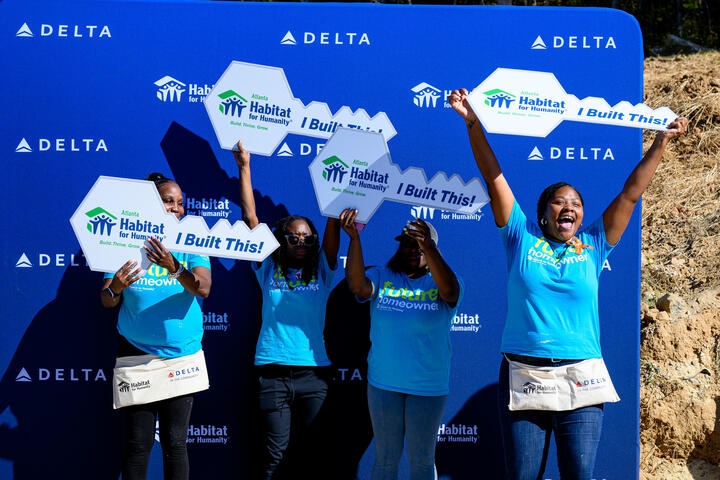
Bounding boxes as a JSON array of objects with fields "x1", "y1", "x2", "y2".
[
  {"x1": 14, "y1": 252, "x2": 87, "y2": 268},
  {"x1": 321, "y1": 156, "x2": 349, "y2": 183},
  {"x1": 15, "y1": 137, "x2": 108, "y2": 153},
  {"x1": 280, "y1": 30, "x2": 370, "y2": 46},
  {"x1": 527, "y1": 146, "x2": 615, "y2": 161},
  {"x1": 168, "y1": 366, "x2": 201, "y2": 382},
  {"x1": 531, "y1": 34, "x2": 617, "y2": 50},
  {"x1": 15, "y1": 22, "x2": 111, "y2": 39},
  {"x1": 85, "y1": 207, "x2": 117, "y2": 236},
  {"x1": 15, "y1": 366, "x2": 107, "y2": 382},
  {"x1": 217, "y1": 90, "x2": 247, "y2": 117}
]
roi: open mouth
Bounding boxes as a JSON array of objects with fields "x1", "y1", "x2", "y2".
[{"x1": 557, "y1": 215, "x2": 575, "y2": 231}]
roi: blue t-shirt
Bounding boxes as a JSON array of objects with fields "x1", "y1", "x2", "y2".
[
  {"x1": 105, "y1": 253, "x2": 211, "y2": 358},
  {"x1": 500, "y1": 201, "x2": 614, "y2": 359},
  {"x1": 361, "y1": 267, "x2": 464, "y2": 396},
  {"x1": 253, "y1": 251, "x2": 336, "y2": 366}
]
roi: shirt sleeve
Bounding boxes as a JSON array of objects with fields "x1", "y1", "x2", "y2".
[
  {"x1": 355, "y1": 267, "x2": 381, "y2": 303},
  {"x1": 252, "y1": 256, "x2": 273, "y2": 286},
  {"x1": 103, "y1": 271, "x2": 113, "y2": 280},
  {"x1": 498, "y1": 201, "x2": 529, "y2": 269},
  {"x1": 188, "y1": 254, "x2": 211, "y2": 270},
  {"x1": 318, "y1": 250, "x2": 337, "y2": 288}
]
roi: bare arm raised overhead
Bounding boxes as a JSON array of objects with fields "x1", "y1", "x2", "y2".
[
  {"x1": 602, "y1": 117, "x2": 688, "y2": 246},
  {"x1": 233, "y1": 140, "x2": 259, "y2": 230},
  {"x1": 448, "y1": 88, "x2": 515, "y2": 227}
]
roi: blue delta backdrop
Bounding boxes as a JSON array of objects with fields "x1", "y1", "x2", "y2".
[{"x1": 0, "y1": 1, "x2": 643, "y2": 479}]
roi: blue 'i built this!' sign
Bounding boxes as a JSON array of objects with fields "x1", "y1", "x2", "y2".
[{"x1": 0, "y1": 1, "x2": 643, "y2": 479}]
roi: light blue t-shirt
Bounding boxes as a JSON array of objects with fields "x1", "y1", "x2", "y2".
[
  {"x1": 253, "y1": 251, "x2": 336, "y2": 366},
  {"x1": 105, "y1": 253, "x2": 211, "y2": 358},
  {"x1": 361, "y1": 267, "x2": 464, "y2": 396},
  {"x1": 500, "y1": 201, "x2": 614, "y2": 359}
]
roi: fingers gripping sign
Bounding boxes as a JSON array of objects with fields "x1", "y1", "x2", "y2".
[
  {"x1": 111, "y1": 260, "x2": 143, "y2": 293},
  {"x1": 144, "y1": 236, "x2": 180, "y2": 274}
]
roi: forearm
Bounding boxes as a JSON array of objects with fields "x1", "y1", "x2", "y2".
[
  {"x1": 175, "y1": 266, "x2": 211, "y2": 298},
  {"x1": 100, "y1": 278, "x2": 121, "y2": 308},
  {"x1": 322, "y1": 217, "x2": 341, "y2": 269},
  {"x1": 238, "y1": 163, "x2": 259, "y2": 229},
  {"x1": 621, "y1": 135, "x2": 668, "y2": 203},
  {"x1": 422, "y1": 245, "x2": 459, "y2": 304},
  {"x1": 345, "y1": 235, "x2": 372, "y2": 298}
]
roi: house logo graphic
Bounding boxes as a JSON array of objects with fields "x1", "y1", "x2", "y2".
[
  {"x1": 16, "y1": 23, "x2": 33, "y2": 37},
  {"x1": 531, "y1": 35, "x2": 547, "y2": 49},
  {"x1": 483, "y1": 89, "x2": 516, "y2": 108},
  {"x1": 85, "y1": 207, "x2": 117, "y2": 236},
  {"x1": 411, "y1": 206, "x2": 436, "y2": 220},
  {"x1": 15, "y1": 368, "x2": 31, "y2": 382},
  {"x1": 155, "y1": 76, "x2": 187, "y2": 102},
  {"x1": 118, "y1": 380, "x2": 130, "y2": 393},
  {"x1": 15, "y1": 253, "x2": 32, "y2": 268},
  {"x1": 411, "y1": 83, "x2": 442, "y2": 108},
  {"x1": 15, "y1": 138, "x2": 32, "y2": 153},
  {"x1": 217, "y1": 90, "x2": 247, "y2": 117},
  {"x1": 280, "y1": 31, "x2": 297, "y2": 45},
  {"x1": 321, "y1": 156, "x2": 349, "y2": 183},
  {"x1": 277, "y1": 142, "x2": 293, "y2": 157},
  {"x1": 528, "y1": 146, "x2": 544, "y2": 160}
]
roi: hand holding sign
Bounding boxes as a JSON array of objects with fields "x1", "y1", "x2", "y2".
[
  {"x1": 309, "y1": 129, "x2": 489, "y2": 224},
  {"x1": 466, "y1": 68, "x2": 678, "y2": 137},
  {"x1": 70, "y1": 176, "x2": 279, "y2": 273}
]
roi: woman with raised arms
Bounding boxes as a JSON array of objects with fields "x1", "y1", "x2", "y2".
[
  {"x1": 448, "y1": 88, "x2": 687, "y2": 480},
  {"x1": 233, "y1": 141, "x2": 340, "y2": 479},
  {"x1": 340, "y1": 208, "x2": 463, "y2": 480}
]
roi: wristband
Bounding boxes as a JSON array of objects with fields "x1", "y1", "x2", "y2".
[
  {"x1": 168, "y1": 263, "x2": 185, "y2": 280},
  {"x1": 104, "y1": 287, "x2": 120, "y2": 299}
]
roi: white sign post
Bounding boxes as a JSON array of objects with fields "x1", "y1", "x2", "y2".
[
  {"x1": 309, "y1": 129, "x2": 489, "y2": 224},
  {"x1": 69, "y1": 176, "x2": 279, "y2": 273},
  {"x1": 204, "y1": 61, "x2": 397, "y2": 156},
  {"x1": 467, "y1": 68, "x2": 678, "y2": 137}
]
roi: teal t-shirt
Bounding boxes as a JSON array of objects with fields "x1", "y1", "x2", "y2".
[
  {"x1": 105, "y1": 252, "x2": 211, "y2": 358},
  {"x1": 362, "y1": 267, "x2": 464, "y2": 396},
  {"x1": 500, "y1": 201, "x2": 614, "y2": 359},
  {"x1": 253, "y1": 251, "x2": 336, "y2": 366}
]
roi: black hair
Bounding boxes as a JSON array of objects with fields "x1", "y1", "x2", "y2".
[
  {"x1": 271, "y1": 215, "x2": 320, "y2": 288},
  {"x1": 536, "y1": 182, "x2": 584, "y2": 225},
  {"x1": 145, "y1": 172, "x2": 175, "y2": 190}
]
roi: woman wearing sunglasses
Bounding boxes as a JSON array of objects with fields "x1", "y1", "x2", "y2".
[
  {"x1": 234, "y1": 141, "x2": 340, "y2": 479},
  {"x1": 339, "y1": 208, "x2": 463, "y2": 480}
]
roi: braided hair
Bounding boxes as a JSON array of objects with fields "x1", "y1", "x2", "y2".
[{"x1": 145, "y1": 172, "x2": 175, "y2": 190}]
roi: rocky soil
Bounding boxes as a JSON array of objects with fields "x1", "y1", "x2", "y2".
[{"x1": 639, "y1": 51, "x2": 720, "y2": 479}]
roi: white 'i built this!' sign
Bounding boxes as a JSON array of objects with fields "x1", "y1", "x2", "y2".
[
  {"x1": 467, "y1": 68, "x2": 678, "y2": 137},
  {"x1": 69, "y1": 176, "x2": 279, "y2": 273},
  {"x1": 309, "y1": 129, "x2": 489, "y2": 224}
]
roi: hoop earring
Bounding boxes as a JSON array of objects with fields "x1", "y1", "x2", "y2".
[{"x1": 540, "y1": 217, "x2": 548, "y2": 226}]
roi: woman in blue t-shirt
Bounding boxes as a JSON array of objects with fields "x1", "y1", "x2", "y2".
[
  {"x1": 233, "y1": 141, "x2": 340, "y2": 479},
  {"x1": 448, "y1": 88, "x2": 687, "y2": 480},
  {"x1": 340, "y1": 208, "x2": 462, "y2": 480},
  {"x1": 101, "y1": 173, "x2": 212, "y2": 480}
]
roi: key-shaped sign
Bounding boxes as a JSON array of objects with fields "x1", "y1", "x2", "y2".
[
  {"x1": 467, "y1": 68, "x2": 678, "y2": 137},
  {"x1": 309, "y1": 129, "x2": 489, "y2": 224},
  {"x1": 204, "y1": 61, "x2": 397, "y2": 156},
  {"x1": 70, "y1": 176, "x2": 279, "y2": 273}
]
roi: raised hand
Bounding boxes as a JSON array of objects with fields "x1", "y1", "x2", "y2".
[
  {"x1": 448, "y1": 88, "x2": 477, "y2": 123},
  {"x1": 403, "y1": 218, "x2": 436, "y2": 252},
  {"x1": 232, "y1": 140, "x2": 251, "y2": 169},
  {"x1": 339, "y1": 208, "x2": 360, "y2": 239},
  {"x1": 658, "y1": 116, "x2": 688, "y2": 142}
]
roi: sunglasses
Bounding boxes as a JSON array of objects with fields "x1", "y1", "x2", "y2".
[{"x1": 284, "y1": 233, "x2": 317, "y2": 246}]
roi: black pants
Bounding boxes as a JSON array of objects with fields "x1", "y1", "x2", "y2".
[
  {"x1": 257, "y1": 365, "x2": 329, "y2": 480},
  {"x1": 118, "y1": 335, "x2": 194, "y2": 480}
]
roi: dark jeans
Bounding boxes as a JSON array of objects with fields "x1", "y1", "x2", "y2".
[
  {"x1": 256, "y1": 365, "x2": 329, "y2": 480},
  {"x1": 122, "y1": 394, "x2": 194, "y2": 480},
  {"x1": 498, "y1": 356, "x2": 604, "y2": 480}
]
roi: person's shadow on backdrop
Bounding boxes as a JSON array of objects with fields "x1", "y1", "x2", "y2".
[{"x1": 0, "y1": 252, "x2": 124, "y2": 480}]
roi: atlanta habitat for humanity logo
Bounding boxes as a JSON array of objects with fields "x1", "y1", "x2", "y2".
[
  {"x1": 155, "y1": 76, "x2": 187, "y2": 102},
  {"x1": 85, "y1": 207, "x2": 117, "y2": 235},
  {"x1": 218, "y1": 90, "x2": 247, "y2": 117},
  {"x1": 483, "y1": 89, "x2": 516, "y2": 108},
  {"x1": 321, "y1": 156, "x2": 349, "y2": 183}
]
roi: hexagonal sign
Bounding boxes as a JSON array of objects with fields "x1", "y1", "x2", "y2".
[
  {"x1": 69, "y1": 176, "x2": 279, "y2": 273},
  {"x1": 309, "y1": 129, "x2": 489, "y2": 224},
  {"x1": 204, "y1": 61, "x2": 397, "y2": 156},
  {"x1": 467, "y1": 68, "x2": 677, "y2": 137}
]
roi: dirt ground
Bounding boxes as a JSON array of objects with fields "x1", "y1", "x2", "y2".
[{"x1": 639, "y1": 52, "x2": 720, "y2": 479}]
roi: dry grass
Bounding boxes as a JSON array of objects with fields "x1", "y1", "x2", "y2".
[{"x1": 641, "y1": 52, "x2": 720, "y2": 296}]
